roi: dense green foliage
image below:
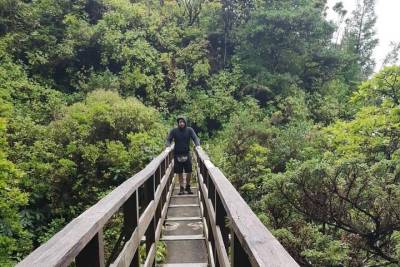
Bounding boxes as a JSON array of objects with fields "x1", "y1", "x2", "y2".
[{"x1": 1, "y1": 0, "x2": 399, "y2": 265}]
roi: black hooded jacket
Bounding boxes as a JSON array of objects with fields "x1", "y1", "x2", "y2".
[{"x1": 166, "y1": 116, "x2": 200, "y2": 155}]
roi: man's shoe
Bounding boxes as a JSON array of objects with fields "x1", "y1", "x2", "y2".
[
  {"x1": 185, "y1": 185, "x2": 193, "y2": 195},
  {"x1": 178, "y1": 186, "x2": 185, "y2": 195}
]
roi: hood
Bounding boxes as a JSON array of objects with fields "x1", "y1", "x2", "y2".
[{"x1": 176, "y1": 116, "x2": 187, "y2": 127}]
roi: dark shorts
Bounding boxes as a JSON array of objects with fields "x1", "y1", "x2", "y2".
[{"x1": 174, "y1": 154, "x2": 193, "y2": 174}]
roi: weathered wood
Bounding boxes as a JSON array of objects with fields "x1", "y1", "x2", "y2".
[
  {"x1": 161, "y1": 235, "x2": 205, "y2": 241},
  {"x1": 143, "y1": 243, "x2": 156, "y2": 267},
  {"x1": 215, "y1": 226, "x2": 230, "y2": 267},
  {"x1": 161, "y1": 264, "x2": 208, "y2": 267},
  {"x1": 123, "y1": 191, "x2": 138, "y2": 239},
  {"x1": 18, "y1": 147, "x2": 173, "y2": 267},
  {"x1": 156, "y1": 177, "x2": 175, "y2": 241},
  {"x1": 76, "y1": 230, "x2": 105, "y2": 267},
  {"x1": 145, "y1": 217, "x2": 156, "y2": 267},
  {"x1": 19, "y1": 144, "x2": 298, "y2": 267},
  {"x1": 110, "y1": 228, "x2": 140, "y2": 267},
  {"x1": 122, "y1": 191, "x2": 139, "y2": 267},
  {"x1": 169, "y1": 204, "x2": 200, "y2": 208},
  {"x1": 232, "y1": 233, "x2": 251, "y2": 267},
  {"x1": 197, "y1": 170, "x2": 229, "y2": 267},
  {"x1": 215, "y1": 193, "x2": 229, "y2": 252},
  {"x1": 207, "y1": 240, "x2": 216, "y2": 267},
  {"x1": 111, "y1": 169, "x2": 174, "y2": 267},
  {"x1": 165, "y1": 217, "x2": 202, "y2": 221},
  {"x1": 195, "y1": 147, "x2": 299, "y2": 267},
  {"x1": 171, "y1": 194, "x2": 198, "y2": 198}
]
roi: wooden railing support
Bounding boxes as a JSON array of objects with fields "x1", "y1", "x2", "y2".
[
  {"x1": 76, "y1": 230, "x2": 105, "y2": 267},
  {"x1": 123, "y1": 191, "x2": 140, "y2": 267}
]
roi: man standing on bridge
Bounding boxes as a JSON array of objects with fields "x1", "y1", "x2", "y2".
[{"x1": 166, "y1": 116, "x2": 200, "y2": 195}]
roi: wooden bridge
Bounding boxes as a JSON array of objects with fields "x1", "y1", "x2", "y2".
[{"x1": 18, "y1": 147, "x2": 299, "y2": 267}]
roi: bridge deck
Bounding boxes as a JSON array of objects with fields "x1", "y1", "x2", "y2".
[
  {"x1": 17, "y1": 147, "x2": 299, "y2": 267},
  {"x1": 158, "y1": 178, "x2": 209, "y2": 267}
]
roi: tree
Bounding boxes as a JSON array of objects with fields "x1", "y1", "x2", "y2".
[
  {"x1": 7, "y1": 90, "x2": 166, "y2": 249},
  {"x1": 234, "y1": 1, "x2": 340, "y2": 93},
  {"x1": 273, "y1": 67, "x2": 400, "y2": 265},
  {"x1": 342, "y1": 0, "x2": 378, "y2": 79},
  {"x1": 0, "y1": 119, "x2": 31, "y2": 265},
  {"x1": 332, "y1": 1, "x2": 348, "y2": 46},
  {"x1": 176, "y1": 0, "x2": 204, "y2": 26},
  {"x1": 381, "y1": 41, "x2": 400, "y2": 68}
]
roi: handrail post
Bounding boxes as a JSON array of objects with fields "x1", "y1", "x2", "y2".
[
  {"x1": 76, "y1": 230, "x2": 105, "y2": 267},
  {"x1": 123, "y1": 191, "x2": 140, "y2": 267},
  {"x1": 145, "y1": 172, "x2": 156, "y2": 267},
  {"x1": 155, "y1": 165, "x2": 162, "y2": 229},
  {"x1": 231, "y1": 233, "x2": 251, "y2": 267},
  {"x1": 216, "y1": 192, "x2": 229, "y2": 252}
]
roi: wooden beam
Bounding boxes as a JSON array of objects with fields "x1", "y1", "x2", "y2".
[
  {"x1": 143, "y1": 243, "x2": 156, "y2": 267},
  {"x1": 165, "y1": 217, "x2": 202, "y2": 221},
  {"x1": 161, "y1": 235, "x2": 205, "y2": 241},
  {"x1": 17, "y1": 147, "x2": 173, "y2": 267},
  {"x1": 215, "y1": 226, "x2": 230, "y2": 267},
  {"x1": 195, "y1": 147, "x2": 299, "y2": 267}
]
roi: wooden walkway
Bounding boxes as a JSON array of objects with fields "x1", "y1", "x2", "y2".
[
  {"x1": 18, "y1": 146, "x2": 299, "y2": 267},
  {"x1": 158, "y1": 179, "x2": 208, "y2": 267}
]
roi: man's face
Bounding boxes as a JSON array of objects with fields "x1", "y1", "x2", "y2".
[{"x1": 178, "y1": 119, "x2": 186, "y2": 128}]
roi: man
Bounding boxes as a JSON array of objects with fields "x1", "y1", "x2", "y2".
[{"x1": 166, "y1": 116, "x2": 200, "y2": 195}]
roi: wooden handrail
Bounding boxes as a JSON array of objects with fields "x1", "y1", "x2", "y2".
[
  {"x1": 18, "y1": 147, "x2": 175, "y2": 267},
  {"x1": 195, "y1": 147, "x2": 299, "y2": 267}
]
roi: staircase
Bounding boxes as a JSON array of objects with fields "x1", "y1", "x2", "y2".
[{"x1": 158, "y1": 177, "x2": 208, "y2": 267}]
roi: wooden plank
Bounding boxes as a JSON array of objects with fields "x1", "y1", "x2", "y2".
[
  {"x1": 171, "y1": 195, "x2": 198, "y2": 198},
  {"x1": 169, "y1": 204, "x2": 200, "y2": 208},
  {"x1": 157, "y1": 178, "x2": 175, "y2": 240},
  {"x1": 160, "y1": 264, "x2": 208, "y2": 267},
  {"x1": 110, "y1": 228, "x2": 140, "y2": 267},
  {"x1": 215, "y1": 226, "x2": 230, "y2": 267},
  {"x1": 207, "y1": 241, "x2": 216, "y2": 267},
  {"x1": 111, "y1": 165, "x2": 174, "y2": 267},
  {"x1": 111, "y1": 200, "x2": 156, "y2": 267},
  {"x1": 143, "y1": 243, "x2": 156, "y2": 267},
  {"x1": 195, "y1": 147, "x2": 299, "y2": 267},
  {"x1": 139, "y1": 201, "x2": 156, "y2": 239},
  {"x1": 165, "y1": 217, "x2": 202, "y2": 221},
  {"x1": 161, "y1": 235, "x2": 205, "y2": 241},
  {"x1": 174, "y1": 187, "x2": 198, "y2": 190},
  {"x1": 18, "y1": 147, "x2": 173, "y2": 267},
  {"x1": 199, "y1": 177, "x2": 228, "y2": 267}
]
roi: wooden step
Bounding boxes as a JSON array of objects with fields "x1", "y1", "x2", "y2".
[
  {"x1": 161, "y1": 234, "x2": 204, "y2": 241},
  {"x1": 165, "y1": 217, "x2": 202, "y2": 221},
  {"x1": 169, "y1": 204, "x2": 199, "y2": 208},
  {"x1": 158, "y1": 263, "x2": 207, "y2": 267},
  {"x1": 171, "y1": 194, "x2": 198, "y2": 198}
]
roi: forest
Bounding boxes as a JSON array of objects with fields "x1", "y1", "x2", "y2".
[{"x1": 1, "y1": 0, "x2": 400, "y2": 266}]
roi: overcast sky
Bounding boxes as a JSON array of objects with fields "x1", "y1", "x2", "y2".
[{"x1": 326, "y1": 0, "x2": 400, "y2": 72}]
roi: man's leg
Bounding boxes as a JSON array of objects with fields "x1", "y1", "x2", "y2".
[
  {"x1": 185, "y1": 172, "x2": 193, "y2": 194},
  {"x1": 182, "y1": 156, "x2": 193, "y2": 194},
  {"x1": 174, "y1": 159, "x2": 185, "y2": 195},
  {"x1": 185, "y1": 173, "x2": 191, "y2": 187},
  {"x1": 178, "y1": 173, "x2": 185, "y2": 195}
]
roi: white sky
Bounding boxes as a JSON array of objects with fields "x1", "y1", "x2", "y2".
[{"x1": 326, "y1": 0, "x2": 400, "y2": 72}]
